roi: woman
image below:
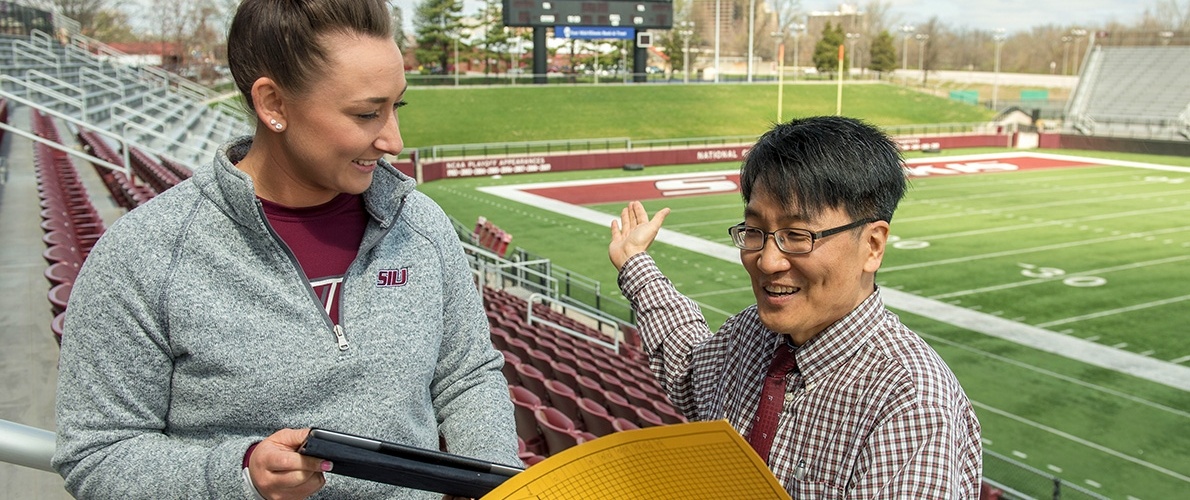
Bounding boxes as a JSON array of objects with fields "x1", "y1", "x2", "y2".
[{"x1": 51, "y1": 0, "x2": 518, "y2": 498}]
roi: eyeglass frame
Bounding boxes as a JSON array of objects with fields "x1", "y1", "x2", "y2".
[{"x1": 727, "y1": 217, "x2": 879, "y2": 254}]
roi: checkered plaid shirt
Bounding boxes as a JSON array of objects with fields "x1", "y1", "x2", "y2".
[{"x1": 619, "y1": 253, "x2": 983, "y2": 498}]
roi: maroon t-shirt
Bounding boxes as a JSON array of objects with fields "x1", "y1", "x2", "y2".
[{"x1": 259, "y1": 193, "x2": 368, "y2": 325}]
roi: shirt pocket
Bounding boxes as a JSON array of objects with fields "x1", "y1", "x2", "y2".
[{"x1": 793, "y1": 480, "x2": 845, "y2": 499}]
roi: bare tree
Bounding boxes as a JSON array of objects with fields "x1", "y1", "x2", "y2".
[
  {"x1": 917, "y1": 16, "x2": 942, "y2": 85},
  {"x1": 51, "y1": 0, "x2": 118, "y2": 35}
]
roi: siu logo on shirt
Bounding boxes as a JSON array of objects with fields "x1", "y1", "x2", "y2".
[{"x1": 377, "y1": 268, "x2": 409, "y2": 287}]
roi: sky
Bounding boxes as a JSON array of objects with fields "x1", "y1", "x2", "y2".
[
  {"x1": 391, "y1": 0, "x2": 1152, "y2": 35},
  {"x1": 803, "y1": 0, "x2": 1149, "y2": 33}
]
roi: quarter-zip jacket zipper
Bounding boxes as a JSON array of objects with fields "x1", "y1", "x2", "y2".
[{"x1": 253, "y1": 196, "x2": 407, "y2": 351}]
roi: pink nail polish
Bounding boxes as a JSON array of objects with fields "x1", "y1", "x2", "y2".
[{"x1": 321, "y1": 461, "x2": 333, "y2": 472}]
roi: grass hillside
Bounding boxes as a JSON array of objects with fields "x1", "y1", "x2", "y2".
[{"x1": 399, "y1": 82, "x2": 996, "y2": 147}]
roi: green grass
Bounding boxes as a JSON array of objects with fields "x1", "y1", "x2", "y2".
[
  {"x1": 419, "y1": 149, "x2": 1190, "y2": 500},
  {"x1": 399, "y1": 83, "x2": 994, "y2": 147}
]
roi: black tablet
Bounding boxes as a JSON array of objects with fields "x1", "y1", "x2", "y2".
[{"x1": 298, "y1": 428, "x2": 522, "y2": 498}]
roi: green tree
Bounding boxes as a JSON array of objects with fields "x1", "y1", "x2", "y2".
[
  {"x1": 413, "y1": 0, "x2": 464, "y2": 72},
  {"x1": 478, "y1": 0, "x2": 511, "y2": 75},
  {"x1": 663, "y1": 22, "x2": 700, "y2": 78},
  {"x1": 392, "y1": 4, "x2": 409, "y2": 52},
  {"x1": 867, "y1": 30, "x2": 897, "y2": 75},
  {"x1": 812, "y1": 21, "x2": 846, "y2": 76}
]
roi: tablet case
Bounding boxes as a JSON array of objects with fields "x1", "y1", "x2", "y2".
[{"x1": 298, "y1": 429, "x2": 520, "y2": 498}]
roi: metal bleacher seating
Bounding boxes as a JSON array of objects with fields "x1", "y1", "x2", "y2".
[
  {"x1": 1065, "y1": 45, "x2": 1190, "y2": 139},
  {"x1": 0, "y1": 29, "x2": 251, "y2": 174}
]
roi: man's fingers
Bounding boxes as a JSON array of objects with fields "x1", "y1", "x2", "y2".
[{"x1": 651, "y1": 207, "x2": 671, "y2": 226}]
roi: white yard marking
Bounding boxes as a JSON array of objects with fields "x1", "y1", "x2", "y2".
[
  {"x1": 1036, "y1": 295, "x2": 1190, "y2": 328},
  {"x1": 930, "y1": 256, "x2": 1190, "y2": 300},
  {"x1": 973, "y1": 401, "x2": 1190, "y2": 483},
  {"x1": 881, "y1": 226, "x2": 1190, "y2": 273}
]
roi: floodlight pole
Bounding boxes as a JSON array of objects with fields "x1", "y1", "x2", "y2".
[
  {"x1": 714, "y1": 0, "x2": 721, "y2": 82},
  {"x1": 900, "y1": 24, "x2": 915, "y2": 83},
  {"x1": 992, "y1": 29, "x2": 1006, "y2": 110},
  {"x1": 791, "y1": 23, "x2": 805, "y2": 80},
  {"x1": 747, "y1": 0, "x2": 755, "y2": 82},
  {"x1": 679, "y1": 21, "x2": 695, "y2": 84}
]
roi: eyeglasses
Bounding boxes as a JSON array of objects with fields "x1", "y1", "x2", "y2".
[{"x1": 727, "y1": 218, "x2": 878, "y2": 254}]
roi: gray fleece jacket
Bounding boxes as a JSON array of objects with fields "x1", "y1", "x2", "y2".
[{"x1": 53, "y1": 137, "x2": 518, "y2": 498}]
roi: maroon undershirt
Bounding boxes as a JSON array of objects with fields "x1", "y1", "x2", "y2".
[{"x1": 259, "y1": 193, "x2": 368, "y2": 325}]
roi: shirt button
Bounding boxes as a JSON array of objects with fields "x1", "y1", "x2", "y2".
[{"x1": 785, "y1": 393, "x2": 794, "y2": 403}]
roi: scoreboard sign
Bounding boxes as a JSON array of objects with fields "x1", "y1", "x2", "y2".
[{"x1": 503, "y1": 0, "x2": 673, "y2": 29}]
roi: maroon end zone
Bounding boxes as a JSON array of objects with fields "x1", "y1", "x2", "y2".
[{"x1": 523, "y1": 154, "x2": 1106, "y2": 205}]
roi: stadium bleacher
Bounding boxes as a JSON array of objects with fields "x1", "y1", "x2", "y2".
[
  {"x1": 482, "y1": 286, "x2": 687, "y2": 462},
  {"x1": 1066, "y1": 45, "x2": 1190, "y2": 139}
]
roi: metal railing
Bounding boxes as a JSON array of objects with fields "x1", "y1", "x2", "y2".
[
  {"x1": 425, "y1": 137, "x2": 632, "y2": 161},
  {"x1": 983, "y1": 449, "x2": 1111, "y2": 500},
  {"x1": 0, "y1": 418, "x2": 55, "y2": 473}
]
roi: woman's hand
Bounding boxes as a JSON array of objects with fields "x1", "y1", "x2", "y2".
[{"x1": 248, "y1": 428, "x2": 331, "y2": 500}]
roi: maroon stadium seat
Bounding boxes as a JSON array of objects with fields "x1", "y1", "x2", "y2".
[
  {"x1": 514, "y1": 362, "x2": 551, "y2": 405},
  {"x1": 509, "y1": 385, "x2": 545, "y2": 455},
  {"x1": 577, "y1": 397, "x2": 616, "y2": 437},
  {"x1": 612, "y1": 417, "x2": 639, "y2": 432},
  {"x1": 534, "y1": 407, "x2": 583, "y2": 456},
  {"x1": 543, "y1": 379, "x2": 583, "y2": 427}
]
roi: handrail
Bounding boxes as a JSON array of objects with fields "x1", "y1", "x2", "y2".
[
  {"x1": 0, "y1": 75, "x2": 83, "y2": 117},
  {"x1": 11, "y1": 39, "x2": 59, "y2": 67},
  {"x1": 526, "y1": 293, "x2": 621, "y2": 354},
  {"x1": 120, "y1": 119, "x2": 205, "y2": 169},
  {"x1": 25, "y1": 69, "x2": 84, "y2": 106},
  {"x1": 0, "y1": 87, "x2": 130, "y2": 175},
  {"x1": 29, "y1": 29, "x2": 53, "y2": 50},
  {"x1": 80, "y1": 67, "x2": 126, "y2": 101},
  {"x1": 0, "y1": 419, "x2": 56, "y2": 473}
]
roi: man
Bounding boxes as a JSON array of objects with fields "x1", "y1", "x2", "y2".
[{"x1": 608, "y1": 116, "x2": 981, "y2": 497}]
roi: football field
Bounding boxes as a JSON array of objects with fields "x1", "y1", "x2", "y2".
[{"x1": 425, "y1": 151, "x2": 1190, "y2": 499}]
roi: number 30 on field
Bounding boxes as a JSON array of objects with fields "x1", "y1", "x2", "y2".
[{"x1": 1018, "y1": 263, "x2": 1107, "y2": 287}]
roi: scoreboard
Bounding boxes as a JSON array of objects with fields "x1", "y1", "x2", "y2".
[{"x1": 503, "y1": 0, "x2": 673, "y2": 30}]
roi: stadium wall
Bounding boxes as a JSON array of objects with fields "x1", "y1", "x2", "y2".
[
  {"x1": 392, "y1": 133, "x2": 1013, "y2": 182},
  {"x1": 1038, "y1": 133, "x2": 1190, "y2": 157}
]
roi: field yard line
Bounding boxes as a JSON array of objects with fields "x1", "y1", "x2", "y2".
[
  {"x1": 1036, "y1": 295, "x2": 1190, "y2": 328},
  {"x1": 904, "y1": 169, "x2": 1138, "y2": 193},
  {"x1": 688, "y1": 299, "x2": 735, "y2": 318},
  {"x1": 918, "y1": 331, "x2": 1189, "y2": 418},
  {"x1": 906, "y1": 205, "x2": 1189, "y2": 241},
  {"x1": 929, "y1": 255, "x2": 1190, "y2": 299},
  {"x1": 667, "y1": 217, "x2": 741, "y2": 229},
  {"x1": 681, "y1": 203, "x2": 745, "y2": 213},
  {"x1": 1022, "y1": 152, "x2": 1190, "y2": 174},
  {"x1": 884, "y1": 288, "x2": 1190, "y2": 391},
  {"x1": 971, "y1": 400, "x2": 1190, "y2": 483},
  {"x1": 909, "y1": 179, "x2": 1158, "y2": 205},
  {"x1": 688, "y1": 286, "x2": 753, "y2": 298},
  {"x1": 479, "y1": 173, "x2": 1190, "y2": 392},
  {"x1": 894, "y1": 189, "x2": 1190, "y2": 224},
  {"x1": 881, "y1": 226, "x2": 1190, "y2": 273}
]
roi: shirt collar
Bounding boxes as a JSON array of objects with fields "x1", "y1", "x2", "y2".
[{"x1": 790, "y1": 288, "x2": 886, "y2": 379}]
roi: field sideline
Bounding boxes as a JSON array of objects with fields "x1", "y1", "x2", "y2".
[{"x1": 423, "y1": 149, "x2": 1189, "y2": 499}]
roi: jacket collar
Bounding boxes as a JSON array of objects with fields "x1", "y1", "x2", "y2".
[{"x1": 196, "y1": 136, "x2": 416, "y2": 228}]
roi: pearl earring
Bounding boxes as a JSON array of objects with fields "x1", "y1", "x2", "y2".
[{"x1": 269, "y1": 118, "x2": 283, "y2": 130}]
